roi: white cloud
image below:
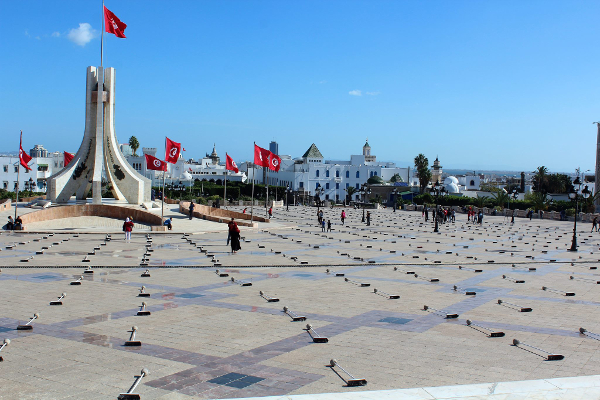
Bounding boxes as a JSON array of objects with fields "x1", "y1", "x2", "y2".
[
  {"x1": 349, "y1": 90, "x2": 362, "y2": 96},
  {"x1": 51, "y1": 32, "x2": 61, "y2": 37},
  {"x1": 366, "y1": 91, "x2": 381, "y2": 96},
  {"x1": 67, "y1": 23, "x2": 97, "y2": 46},
  {"x1": 24, "y1": 30, "x2": 31, "y2": 37}
]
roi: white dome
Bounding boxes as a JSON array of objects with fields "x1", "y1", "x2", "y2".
[
  {"x1": 444, "y1": 176, "x2": 459, "y2": 185},
  {"x1": 445, "y1": 183, "x2": 460, "y2": 194}
]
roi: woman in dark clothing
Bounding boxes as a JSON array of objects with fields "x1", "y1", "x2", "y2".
[{"x1": 228, "y1": 218, "x2": 241, "y2": 253}]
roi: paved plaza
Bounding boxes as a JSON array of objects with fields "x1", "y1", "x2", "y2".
[{"x1": 1, "y1": 205, "x2": 600, "y2": 399}]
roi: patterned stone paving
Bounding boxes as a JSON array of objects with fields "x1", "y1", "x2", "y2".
[{"x1": 0, "y1": 206, "x2": 600, "y2": 399}]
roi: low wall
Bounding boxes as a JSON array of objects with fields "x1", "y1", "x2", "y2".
[
  {"x1": 19, "y1": 204, "x2": 163, "y2": 227},
  {"x1": 179, "y1": 202, "x2": 267, "y2": 226},
  {"x1": 0, "y1": 199, "x2": 10, "y2": 212}
]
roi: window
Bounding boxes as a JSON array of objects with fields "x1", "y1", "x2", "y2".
[
  {"x1": 326, "y1": 170, "x2": 329, "y2": 178},
  {"x1": 316, "y1": 182, "x2": 320, "y2": 189},
  {"x1": 336, "y1": 170, "x2": 340, "y2": 178},
  {"x1": 3, "y1": 165, "x2": 7, "y2": 173},
  {"x1": 346, "y1": 171, "x2": 349, "y2": 178},
  {"x1": 14, "y1": 166, "x2": 18, "y2": 173},
  {"x1": 374, "y1": 171, "x2": 377, "y2": 176},
  {"x1": 336, "y1": 183, "x2": 340, "y2": 189},
  {"x1": 325, "y1": 194, "x2": 329, "y2": 200},
  {"x1": 316, "y1": 170, "x2": 320, "y2": 178},
  {"x1": 470, "y1": 180, "x2": 475, "y2": 186},
  {"x1": 3, "y1": 182, "x2": 7, "y2": 189},
  {"x1": 346, "y1": 183, "x2": 349, "y2": 188},
  {"x1": 370, "y1": 171, "x2": 374, "y2": 177},
  {"x1": 355, "y1": 183, "x2": 359, "y2": 189},
  {"x1": 299, "y1": 182, "x2": 304, "y2": 188},
  {"x1": 356, "y1": 171, "x2": 360, "y2": 178},
  {"x1": 326, "y1": 183, "x2": 330, "y2": 189}
]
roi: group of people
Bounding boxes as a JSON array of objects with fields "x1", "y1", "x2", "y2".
[
  {"x1": 467, "y1": 207, "x2": 484, "y2": 224},
  {"x1": 5, "y1": 215, "x2": 23, "y2": 230}
]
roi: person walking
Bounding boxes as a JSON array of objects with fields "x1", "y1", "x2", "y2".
[
  {"x1": 321, "y1": 218, "x2": 326, "y2": 232},
  {"x1": 366, "y1": 211, "x2": 371, "y2": 226},
  {"x1": 593, "y1": 216, "x2": 598, "y2": 233},
  {"x1": 341, "y1": 210, "x2": 346, "y2": 225},
  {"x1": 228, "y1": 218, "x2": 241, "y2": 253},
  {"x1": 268, "y1": 207, "x2": 273, "y2": 218},
  {"x1": 424, "y1": 206, "x2": 429, "y2": 222},
  {"x1": 327, "y1": 219, "x2": 332, "y2": 232},
  {"x1": 189, "y1": 200, "x2": 195, "y2": 220},
  {"x1": 123, "y1": 217, "x2": 134, "y2": 242}
]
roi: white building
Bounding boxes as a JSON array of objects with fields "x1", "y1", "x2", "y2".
[
  {"x1": 125, "y1": 145, "x2": 247, "y2": 188},
  {"x1": 0, "y1": 145, "x2": 63, "y2": 192},
  {"x1": 242, "y1": 141, "x2": 410, "y2": 203}
]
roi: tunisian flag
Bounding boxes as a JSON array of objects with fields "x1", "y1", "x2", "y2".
[
  {"x1": 268, "y1": 152, "x2": 281, "y2": 172},
  {"x1": 104, "y1": 6, "x2": 127, "y2": 38},
  {"x1": 145, "y1": 154, "x2": 167, "y2": 171},
  {"x1": 64, "y1": 151, "x2": 74, "y2": 166},
  {"x1": 253, "y1": 144, "x2": 271, "y2": 168},
  {"x1": 165, "y1": 138, "x2": 181, "y2": 164},
  {"x1": 226, "y1": 153, "x2": 239, "y2": 173},
  {"x1": 19, "y1": 131, "x2": 32, "y2": 171}
]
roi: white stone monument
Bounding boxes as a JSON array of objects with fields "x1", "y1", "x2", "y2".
[{"x1": 47, "y1": 66, "x2": 150, "y2": 204}]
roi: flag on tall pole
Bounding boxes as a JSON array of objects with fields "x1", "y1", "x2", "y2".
[
  {"x1": 145, "y1": 154, "x2": 167, "y2": 171},
  {"x1": 64, "y1": 151, "x2": 74, "y2": 166},
  {"x1": 226, "y1": 153, "x2": 239, "y2": 173},
  {"x1": 165, "y1": 138, "x2": 181, "y2": 164},
  {"x1": 19, "y1": 132, "x2": 32, "y2": 171},
  {"x1": 104, "y1": 6, "x2": 127, "y2": 38},
  {"x1": 268, "y1": 152, "x2": 281, "y2": 172},
  {"x1": 254, "y1": 144, "x2": 271, "y2": 168}
]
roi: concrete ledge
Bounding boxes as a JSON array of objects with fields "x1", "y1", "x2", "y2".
[
  {"x1": 19, "y1": 204, "x2": 163, "y2": 227},
  {"x1": 151, "y1": 226, "x2": 168, "y2": 231},
  {"x1": 179, "y1": 201, "x2": 268, "y2": 225}
]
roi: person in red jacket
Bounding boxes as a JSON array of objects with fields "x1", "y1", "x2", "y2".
[{"x1": 123, "y1": 217, "x2": 134, "y2": 242}]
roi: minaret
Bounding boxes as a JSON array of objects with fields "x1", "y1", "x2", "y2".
[{"x1": 431, "y1": 156, "x2": 443, "y2": 184}]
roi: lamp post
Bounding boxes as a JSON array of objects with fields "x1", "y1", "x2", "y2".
[
  {"x1": 568, "y1": 178, "x2": 590, "y2": 252},
  {"x1": 510, "y1": 189, "x2": 518, "y2": 223},
  {"x1": 392, "y1": 188, "x2": 398, "y2": 212},
  {"x1": 432, "y1": 182, "x2": 446, "y2": 233},
  {"x1": 360, "y1": 184, "x2": 371, "y2": 223},
  {"x1": 315, "y1": 186, "x2": 324, "y2": 215},
  {"x1": 286, "y1": 186, "x2": 291, "y2": 211}
]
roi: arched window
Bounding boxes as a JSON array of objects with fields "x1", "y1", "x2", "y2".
[
  {"x1": 316, "y1": 170, "x2": 320, "y2": 178},
  {"x1": 346, "y1": 171, "x2": 350, "y2": 178},
  {"x1": 336, "y1": 170, "x2": 340, "y2": 178},
  {"x1": 470, "y1": 180, "x2": 475, "y2": 186},
  {"x1": 356, "y1": 171, "x2": 360, "y2": 178},
  {"x1": 326, "y1": 170, "x2": 330, "y2": 177}
]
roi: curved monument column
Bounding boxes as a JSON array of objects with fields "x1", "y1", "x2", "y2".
[{"x1": 47, "y1": 66, "x2": 150, "y2": 205}]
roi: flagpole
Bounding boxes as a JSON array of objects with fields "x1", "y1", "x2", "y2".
[
  {"x1": 15, "y1": 131, "x2": 22, "y2": 221},
  {"x1": 101, "y1": 0, "x2": 104, "y2": 68},
  {"x1": 265, "y1": 167, "x2": 269, "y2": 216},
  {"x1": 224, "y1": 171, "x2": 227, "y2": 209},
  {"x1": 161, "y1": 137, "x2": 166, "y2": 222},
  {"x1": 251, "y1": 143, "x2": 255, "y2": 222}
]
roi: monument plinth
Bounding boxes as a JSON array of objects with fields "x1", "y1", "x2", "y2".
[{"x1": 47, "y1": 66, "x2": 150, "y2": 205}]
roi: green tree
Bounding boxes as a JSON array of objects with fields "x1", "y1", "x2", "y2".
[
  {"x1": 546, "y1": 173, "x2": 574, "y2": 194},
  {"x1": 414, "y1": 154, "x2": 431, "y2": 194},
  {"x1": 345, "y1": 186, "x2": 357, "y2": 203},
  {"x1": 390, "y1": 173, "x2": 403, "y2": 183},
  {"x1": 533, "y1": 166, "x2": 549, "y2": 192},
  {"x1": 490, "y1": 189, "x2": 510, "y2": 208},
  {"x1": 129, "y1": 136, "x2": 140, "y2": 156},
  {"x1": 524, "y1": 191, "x2": 548, "y2": 211}
]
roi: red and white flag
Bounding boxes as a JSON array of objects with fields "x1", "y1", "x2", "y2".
[
  {"x1": 19, "y1": 131, "x2": 32, "y2": 171},
  {"x1": 226, "y1": 153, "x2": 239, "y2": 173},
  {"x1": 104, "y1": 6, "x2": 127, "y2": 38},
  {"x1": 253, "y1": 144, "x2": 271, "y2": 168},
  {"x1": 145, "y1": 154, "x2": 167, "y2": 171},
  {"x1": 268, "y1": 152, "x2": 281, "y2": 172},
  {"x1": 165, "y1": 137, "x2": 181, "y2": 164},
  {"x1": 64, "y1": 151, "x2": 74, "y2": 166}
]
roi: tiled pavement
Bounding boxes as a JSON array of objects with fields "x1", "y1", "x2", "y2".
[{"x1": 1, "y1": 206, "x2": 600, "y2": 399}]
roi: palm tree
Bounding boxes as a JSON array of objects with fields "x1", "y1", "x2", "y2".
[
  {"x1": 533, "y1": 166, "x2": 548, "y2": 193},
  {"x1": 414, "y1": 154, "x2": 431, "y2": 194},
  {"x1": 129, "y1": 136, "x2": 140, "y2": 156},
  {"x1": 345, "y1": 186, "x2": 357, "y2": 204}
]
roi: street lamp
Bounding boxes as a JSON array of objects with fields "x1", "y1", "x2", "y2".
[
  {"x1": 360, "y1": 184, "x2": 371, "y2": 223},
  {"x1": 432, "y1": 182, "x2": 446, "y2": 233},
  {"x1": 510, "y1": 189, "x2": 518, "y2": 223},
  {"x1": 286, "y1": 186, "x2": 292, "y2": 211},
  {"x1": 568, "y1": 177, "x2": 591, "y2": 252}
]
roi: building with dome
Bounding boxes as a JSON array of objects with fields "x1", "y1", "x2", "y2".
[{"x1": 431, "y1": 156, "x2": 443, "y2": 184}]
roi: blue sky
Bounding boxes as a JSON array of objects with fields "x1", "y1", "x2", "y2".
[{"x1": 1, "y1": 1, "x2": 598, "y2": 173}]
